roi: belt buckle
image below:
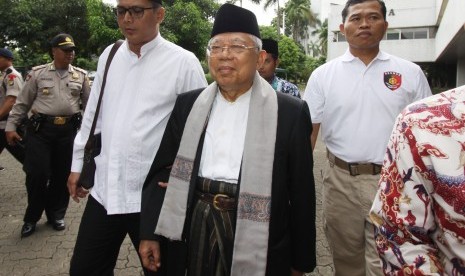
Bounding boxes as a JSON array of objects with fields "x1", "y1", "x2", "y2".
[
  {"x1": 373, "y1": 164, "x2": 381, "y2": 175},
  {"x1": 348, "y1": 163, "x2": 360, "y2": 176},
  {"x1": 54, "y1": 117, "x2": 66, "y2": 125},
  {"x1": 213, "y1": 194, "x2": 229, "y2": 211}
]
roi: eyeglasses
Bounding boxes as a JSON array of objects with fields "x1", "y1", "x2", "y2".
[
  {"x1": 114, "y1": 6, "x2": 156, "y2": 19},
  {"x1": 207, "y1": 44, "x2": 258, "y2": 57}
]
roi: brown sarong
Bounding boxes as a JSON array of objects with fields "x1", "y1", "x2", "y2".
[{"x1": 187, "y1": 177, "x2": 237, "y2": 276}]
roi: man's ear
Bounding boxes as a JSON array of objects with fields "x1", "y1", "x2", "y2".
[
  {"x1": 275, "y1": 58, "x2": 280, "y2": 68},
  {"x1": 256, "y1": 50, "x2": 267, "y2": 69},
  {"x1": 156, "y1": 7, "x2": 165, "y2": 24}
]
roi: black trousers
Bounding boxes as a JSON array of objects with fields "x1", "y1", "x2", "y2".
[
  {"x1": 22, "y1": 121, "x2": 75, "y2": 223},
  {"x1": 0, "y1": 128, "x2": 25, "y2": 164},
  {"x1": 70, "y1": 195, "x2": 158, "y2": 276}
]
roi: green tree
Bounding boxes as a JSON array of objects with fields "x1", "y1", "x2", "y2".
[
  {"x1": 259, "y1": 26, "x2": 279, "y2": 41},
  {"x1": 86, "y1": 0, "x2": 122, "y2": 56},
  {"x1": 1, "y1": 0, "x2": 91, "y2": 66},
  {"x1": 277, "y1": 36, "x2": 306, "y2": 83},
  {"x1": 0, "y1": 0, "x2": 218, "y2": 69},
  {"x1": 311, "y1": 18, "x2": 328, "y2": 57},
  {"x1": 161, "y1": 0, "x2": 218, "y2": 59},
  {"x1": 284, "y1": 0, "x2": 317, "y2": 42},
  {"x1": 301, "y1": 55, "x2": 325, "y2": 82}
]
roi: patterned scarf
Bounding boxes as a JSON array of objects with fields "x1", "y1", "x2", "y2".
[{"x1": 155, "y1": 72, "x2": 277, "y2": 275}]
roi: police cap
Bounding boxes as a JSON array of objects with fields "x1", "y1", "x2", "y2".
[
  {"x1": 50, "y1": 33, "x2": 76, "y2": 50},
  {"x1": 0, "y1": 48, "x2": 14, "y2": 60}
]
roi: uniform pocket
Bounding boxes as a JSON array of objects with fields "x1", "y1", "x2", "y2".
[
  {"x1": 38, "y1": 81, "x2": 55, "y2": 96},
  {"x1": 68, "y1": 82, "x2": 82, "y2": 97}
]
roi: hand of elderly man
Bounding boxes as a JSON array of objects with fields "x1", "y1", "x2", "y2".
[{"x1": 139, "y1": 240, "x2": 162, "y2": 272}]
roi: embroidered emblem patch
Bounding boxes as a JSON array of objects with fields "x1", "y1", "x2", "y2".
[
  {"x1": 237, "y1": 193, "x2": 271, "y2": 222},
  {"x1": 384, "y1": 71, "x2": 402, "y2": 91},
  {"x1": 7, "y1": 74, "x2": 16, "y2": 86},
  {"x1": 171, "y1": 156, "x2": 194, "y2": 182}
]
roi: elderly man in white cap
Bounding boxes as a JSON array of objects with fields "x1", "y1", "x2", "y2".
[{"x1": 139, "y1": 3, "x2": 316, "y2": 276}]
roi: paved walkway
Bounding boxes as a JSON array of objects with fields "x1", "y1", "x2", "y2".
[{"x1": 0, "y1": 136, "x2": 334, "y2": 276}]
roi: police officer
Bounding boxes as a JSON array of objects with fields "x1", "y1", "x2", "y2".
[
  {"x1": 0, "y1": 48, "x2": 24, "y2": 167},
  {"x1": 5, "y1": 34, "x2": 91, "y2": 238}
]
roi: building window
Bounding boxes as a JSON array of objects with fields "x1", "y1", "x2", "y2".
[
  {"x1": 386, "y1": 30, "x2": 400, "y2": 40},
  {"x1": 401, "y1": 31, "x2": 414, "y2": 39},
  {"x1": 415, "y1": 30, "x2": 428, "y2": 39},
  {"x1": 333, "y1": 27, "x2": 429, "y2": 42},
  {"x1": 400, "y1": 28, "x2": 429, "y2": 39}
]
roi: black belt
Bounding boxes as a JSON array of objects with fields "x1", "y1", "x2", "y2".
[
  {"x1": 327, "y1": 150, "x2": 382, "y2": 176},
  {"x1": 40, "y1": 114, "x2": 77, "y2": 125},
  {"x1": 195, "y1": 191, "x2": 237, "y2": 211}
]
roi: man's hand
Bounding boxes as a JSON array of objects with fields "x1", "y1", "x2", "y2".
[
  {"x1": 5, "y1": 131, "x2": 21, "y2": 146},
  {"x1": 67, "y1": 172, "x2": 89, "y2": 203},
  {"x1": 139, "y1": 240, "x2": 162, "y2": 272}
]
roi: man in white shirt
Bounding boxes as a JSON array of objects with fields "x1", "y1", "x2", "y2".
[
  {"x1": 67, "y1": 0, "x2": 207, "y2": 274},
  {"x1": 302, "y1": 0, "x2": 431, "y2": 275}
]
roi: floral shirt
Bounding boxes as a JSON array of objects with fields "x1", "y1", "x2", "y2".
[
  {"x1": 370, "y1": 85, "x2": 465, "y2": 275},
  {"x1": 269, "y1": 75, "x2": 300, "y2": 98}
]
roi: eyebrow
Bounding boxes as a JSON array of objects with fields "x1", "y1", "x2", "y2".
[
  {"x1": 349, "y1": 11, "x2": 382, "y2": 18},
  {"x1": 211, "y1": 37, "x2": 248, "y2": 45}
]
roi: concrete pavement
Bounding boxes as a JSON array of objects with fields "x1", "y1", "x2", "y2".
[{"x1": 0, "y1": 136, "x2": 334, "y2": 275}]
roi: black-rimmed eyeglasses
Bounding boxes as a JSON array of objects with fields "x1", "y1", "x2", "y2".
[
  {"x1": 207, "y1": 44, "x2": 258, "y2": 57},
  {"x1": 114, "y1": 6, "x2": 156, "y2": 19}
]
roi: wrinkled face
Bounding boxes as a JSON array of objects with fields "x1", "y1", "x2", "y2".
[
  {"x1": 52, "y1": 48, "x2": 75, "y2": 68},
  {"x1": 339, "y1": 0, "x2": 388, "y2": 51},
  {"x1": 258, "y1": 53, "x2": 278, "y2": 82},
  {"x1": 116, "y1": 0, "x2": 164, "y2": 49},
  {"x1": 207, "y1": 32, "x2": 265, "y2": 93}
]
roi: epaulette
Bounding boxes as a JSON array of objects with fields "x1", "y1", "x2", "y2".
[
  {"x1": 73, "y1": 66, "x2": 88, "y2": 75},
  {"x1": 31, "y1": 64, "x2": 47, "y2": 71}
]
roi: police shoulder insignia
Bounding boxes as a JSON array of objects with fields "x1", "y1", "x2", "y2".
[
  {"x1": 72, "y1": 72, "x2": 79, "y2": 80},
  {"x1": 73, "y1": 67, "x2": 87, "y2": 74},
  {"x1": 7, "y1": 74, "x2": 17, "y2": 86},
  {"x1": 384, "y1": 71, "x2": 402, "y2": 91}
]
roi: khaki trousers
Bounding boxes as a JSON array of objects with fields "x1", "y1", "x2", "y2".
[{"x1": 322, "y1": 160, "x2": 383, "y2": 276}]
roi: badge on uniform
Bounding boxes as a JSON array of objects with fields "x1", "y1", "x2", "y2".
[
  {"x1": 72, "y1": 72, "x2": 79, "y2": 80},
  {"x1": 384, "y1": 71, "x2": 402, "y2": 91},
  {"x1": 43, "y1": 88, "x2": 50, "y2": 95},
  {"x1": 8, "y1": 74, "x2": 17, "y2": 86}
]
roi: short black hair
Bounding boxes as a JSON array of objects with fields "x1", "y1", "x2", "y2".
[
  {"x1": 151, "y1": 1, "x2": 162, "y2": 8},
  {"x1": 341, "y1": 0, "x2": 386, "y2": 22}
]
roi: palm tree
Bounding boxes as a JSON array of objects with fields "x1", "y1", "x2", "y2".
[
  {"x1": 228, "y1": 0, "x2": 282, "y2": 34},
  {"x1": 307, "y1": 40, "x2": 320, "y2": 57},
  {"x1": 311, "y1": 18, "x2": 328, "y2": 57},
  {"x1": 284, "y1": 0, "x2": 317, "y2": 42}
]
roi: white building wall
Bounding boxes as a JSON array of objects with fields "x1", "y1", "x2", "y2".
[
  {"x1": 327, "y1": 0, "x2": 438, "y2": 61},
  {"x1": 380, "y1": 39, "x2": 436, "y2": 62},
  {"x1": 434, "y1": 0, "x2": 465, "y2": 59},
  {"x1": 383, "y1": 0, "x2": 437, "y2": 28}
]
